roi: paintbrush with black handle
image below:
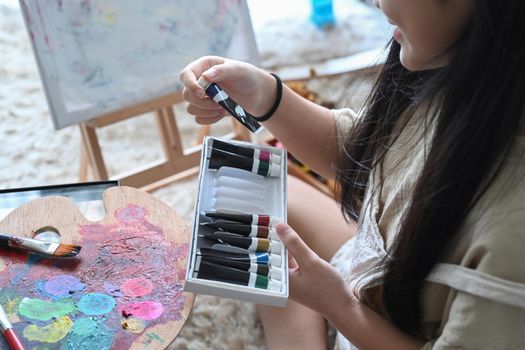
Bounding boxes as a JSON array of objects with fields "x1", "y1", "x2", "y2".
[{"x1": 0, "y1": 233, "x2": 81, "y2": 257}]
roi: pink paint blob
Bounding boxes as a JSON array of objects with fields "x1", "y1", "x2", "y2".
[
  {"x1": 115, "y1": 204, "x2": 148, "y2": 223},
  {"x1": 121, "y1": 278, "x2": 153, "y2": 297},
  {"x1": 121, "y1": 301, "x2": 163, "y2": 320}
]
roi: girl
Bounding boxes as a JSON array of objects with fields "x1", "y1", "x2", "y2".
[{"x1": 180, "y1": 0, "x2": 525, "y2": 348}]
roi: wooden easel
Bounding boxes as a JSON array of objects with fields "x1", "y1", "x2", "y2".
[{"x1": 79, "y1": 91, "x2": 251, "y2": 192}]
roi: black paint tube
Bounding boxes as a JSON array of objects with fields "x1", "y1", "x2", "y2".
[
  {"x1": 197, "y1": 77, "x2": 262, "y2": 134},
  {"x1": 201, "y1": 221, "x2": 277, "y2": 239},
  {"x1": 194, "y1": 259, "x2": 281, "y2": 291},
  {"x1": 203, "y1": 231, "x2": 282, "y2": 254},
  {"x1": 204, "y1": 211, "x2": 281, "y2": 227},
  {"x1": 207, "y1": 147, "x2": 280, "y2": 177},
  {"x1": 211, "y1": 139, "x2": 281, "y2": 165},
  {"x1": 197, "y1": 251, "x2": 282, "y2": 280}
]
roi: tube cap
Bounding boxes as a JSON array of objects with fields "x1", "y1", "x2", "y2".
[
  {"x1": 269, "y1": 164, "x2": 281, "y2": 177},
  {"x1": 270, "y1": 266, "x2": 283, "y2": 281},
  {"x1": 197, "y1": 76, "x2": 210, "y2": 89},
  {"x1": 268, "y1": 279, "x2": 282, "y2": 292},
  {"x1": 270, "y1": 253, "x2": 282, "y2": 267},
  {"x1": 270, "y1": 242, "x2": 282, "y2": 255},
  {"x1": 270, "y1": 153, "x2": 282, "y2": 165},
  {"x1": 269, "y1": 228, "x2": 280, "y2": 241}
]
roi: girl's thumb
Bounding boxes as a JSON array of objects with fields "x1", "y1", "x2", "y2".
[
  {"x1": 275, "y1": 223, "x2": 313, "y2": 266},
  {"x1": 202, "y1": 64, "x2": 226, "y2": 84}
]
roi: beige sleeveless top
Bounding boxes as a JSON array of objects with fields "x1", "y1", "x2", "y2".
[{"x1": 330, "y1": 108, "x2": 525, "y2": 350}]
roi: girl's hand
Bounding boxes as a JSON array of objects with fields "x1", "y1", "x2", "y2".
[
  {"x1": 179, "y1": 56, "x2": 276, "y2": 125},
  {"x1": 275, "y1": 223, "x2": 359, "y2": 318}
]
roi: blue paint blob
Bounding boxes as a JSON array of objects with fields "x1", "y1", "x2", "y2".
[
  {"x1": 77, "y1": 293, "x2": 115, "y2": 316},
  {"x1": 63, "y1": 317, "x2": 114, "y2": 350}
]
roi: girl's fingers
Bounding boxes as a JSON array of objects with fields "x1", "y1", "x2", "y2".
[
  {"x1": 186, "y1": 104, "x2": 224, "y2": 118},
  {"x1": 182, "y1": 87, "x2": 223, "y2": 111},
  {"x1": 195, "y1": 115, "x2": 224, "y2": 125},
  {"x1": 275, "y1": 223, "x2": 316, "y2": 267},
  {"x1": 179, "y1": 56, "x2": 226, "y2": 98}
]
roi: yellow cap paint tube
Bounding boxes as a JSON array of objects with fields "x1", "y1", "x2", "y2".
[{"x1": 203, "y1": 232, "x2": 282, "y2": 255}]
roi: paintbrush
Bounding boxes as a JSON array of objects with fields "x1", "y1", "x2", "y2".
[
  {"x1": 0, "y1": 302, "x2": 25, "y2": 350},
  {"x1": 0, "y1": 234, "x2": 81, "y2": 257}
]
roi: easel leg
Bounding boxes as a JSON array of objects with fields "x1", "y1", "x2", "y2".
[
  {"x1": 79, "y1": 123, "x2": 109, "y2": 181},
  {"x1": 79, "y1": 142, "x2": 89, "y2": 182}
]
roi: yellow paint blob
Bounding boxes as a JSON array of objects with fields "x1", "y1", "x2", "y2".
[
  {"x1": 23, "y1": 316, "x2": 73, "y2": 343},
  {"x1": 121, "y1": 317, "x2": 145, "y2": 334},
  {"x1": 4, "y1": 297, "x2": 22, "y2": 316}
]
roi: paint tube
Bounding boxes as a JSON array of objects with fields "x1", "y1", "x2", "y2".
[
  {"x1": 208, "y1": 147, "x2": 280, "y2": 177},
  {"x1": 201, "y1": 246, "x2": 281, "y2": 267},
  {"x1": 204, "y1": 211, "x2": 281, "y2": 227},
  {"x1": 197, "y1": 77, "x2": 263, "y2": 134},
  {"x1": 201, "y1": 221, "x2": 278, "y2": 240},
  {"x1": 198, "y1": 250, "x2": 282, "y2": 280},
  {"x1": 203, "y1": 231, "x2": 282, "y2": 254},
  {"x1": 213, "y1": 186, "x2": 265, "y2": 203},
  {"x1": 214, "y1": 176, "x2": 265, "y2": 192},
  {"x1": 211, "y1": 139, "x2": 281, "y2": 165},
  {"x1": 216, "y1": 166, "x2": 268, "y2": 186},
  {"x1": 212, "y1": 196, "x2": 265, "y2": 214},
  {"x1": 194, "y1": 259, "x2": 282, "y2": 291}
]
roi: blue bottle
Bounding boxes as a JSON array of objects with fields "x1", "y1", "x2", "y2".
[{"x1": 310, "y1": 0, "x2": 335, "y2": 27}]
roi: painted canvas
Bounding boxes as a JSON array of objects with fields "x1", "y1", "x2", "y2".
[
  {"x1": 0, "y1": 187, "x2": 194, "y2": 349},
  {"x1": 19, "y1": 0, "x2": 259, "y2": 129}
]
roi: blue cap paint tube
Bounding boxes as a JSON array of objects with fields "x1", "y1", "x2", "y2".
[
  {"x1": 194, "y1": 258, "x2": 282, "y2": 291},
  {"x1": 197, "y1": 76, "x2": 263, "y2": 134},
  {"x1": 200, "y1": 246, "x2": 282, "y2": 267}
]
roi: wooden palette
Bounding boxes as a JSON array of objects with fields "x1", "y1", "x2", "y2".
[{"x1": 0, "y1": 186, "x2": 195, "y2": 349}]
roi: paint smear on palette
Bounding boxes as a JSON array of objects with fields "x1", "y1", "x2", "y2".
[
  {"x1": 121, "y1": 301, "x2": 164, "y2": 320},
  {"x1": 121, "y1": 277, "x2": 153, "y2": 297},
  {"x1": 77, "y1": 293, "x2": 116, "y2": 316},
  {"x1": 18, "y1": 297, "x2": 76, "y2": 321},
  {"x1": 41, "y1": 274, "x2": 86, "y2": 298},
  {"x1": 23, "y1": 316, "x2": 73, "y2": 343},
  {"x1": 0, "y1": 203, "x2": 189, "y2": 349},
  {"x1": 66, "y1": 317, "x2": 114, "y2": 350}
]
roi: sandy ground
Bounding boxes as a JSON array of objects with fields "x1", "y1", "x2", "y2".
[{"x1": 1, "y1": 1, "x2": 381, "y2": 348}]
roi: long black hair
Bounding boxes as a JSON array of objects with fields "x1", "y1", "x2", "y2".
[{"x1": 336, "y1": 0, "x2": 525, "y2": 334}]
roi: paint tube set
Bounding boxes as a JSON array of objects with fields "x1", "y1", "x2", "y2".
[{"x1": 185, "y1": 137, "x2": 288, "y2": 307}]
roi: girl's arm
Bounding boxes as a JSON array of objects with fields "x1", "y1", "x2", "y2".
[
  {"x1": 180, "y1": 56, "x2": 342, "y2": 180},
  {"x1": 276, "y1": 223, "x2": 426, "y2": 350}
]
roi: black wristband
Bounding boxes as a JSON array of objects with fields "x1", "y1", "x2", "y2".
[{"x1": 252, "y1": 73, "x2": 283, "y2": 122}]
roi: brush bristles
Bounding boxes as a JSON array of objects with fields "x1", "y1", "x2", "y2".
[{"x1": 53, "y1": 243, "x2": 82, "y2": 257}]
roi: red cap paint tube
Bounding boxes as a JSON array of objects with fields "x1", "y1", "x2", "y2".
[
  {"x1": 197, "y1": 249, "x2": 282, "y2": 280},
  {"x1": 203, "y1": 231, "x2": 283, "y2": 255},
  {"x1": 204, "y1": 211, "x2": 281, "y2": 227},
  {"x1": 211, "y1": 139, "x2": 281, "y2": 165},
  {"x1": 201, "y1": 247, "x2": 282, "y2": 267},
  {"x1": 197, "y1": 76, "x2": 263, "y2": 134},
  {"x1": 201, "y1": 221, "x2": 279, "y2": 240},
  {"x1": 0, "y1": 303, "x2": 25, "y2": 350},
  {"x1": 194, "y1": 259, "x2": 282, "y2": 291},
  {"x1": 208, "y1": 147, "x2": 280, "y2": 177}
]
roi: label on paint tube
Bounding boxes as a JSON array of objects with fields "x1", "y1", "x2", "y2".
[
  {"x1": 211, "y1": 139, "x2": 281, "y2": 165},
  {"x1": 208, "y1": 148, "x2": 281, "y2": 177},
  {"x1": 197, "y1": 77, "x2": 263, "y2": 134},
  {"x1": 195, "y1": 260, "x2": 281, "y2": 291}
]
